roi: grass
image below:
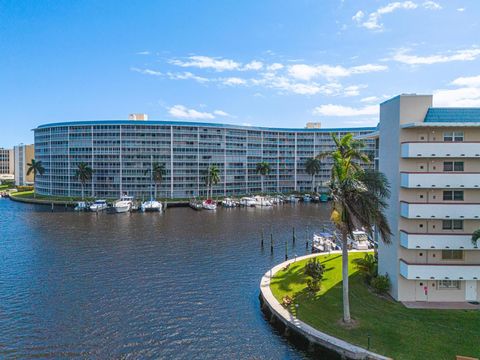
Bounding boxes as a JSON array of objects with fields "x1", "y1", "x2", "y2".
[{"x1": 270, "y1": 253, "x2": 480, "y2": 360}]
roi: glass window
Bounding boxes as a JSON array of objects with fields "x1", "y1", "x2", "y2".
[
  {"x1": 442, "y1": 220, "x2": 463, "y2": 230},
  {"x1": 443, "y1": 191, "x2": 453, "y2": 201},
  {"x1": 453, "y1": 220, "x2": 463, "y2": 230},
  {"x1": 443, "y1": 191, "x2": 464, "y2": 201},
  {"x1": 454, "y1": 132, "x2": 464, "y2": 142},
  {"x1": 454, "y1": 162, "x2": 464, "y2": 171},
  {"x1": 443, "y1": 132, "x2": 453, "y2": 142},
  {"x1": 443, "y1": 162, "x2": 453, "y2": 172},
  {"x1": 454, "y1": 191, "x2": 464, "y2": 201},
  {"x1": 442, "y1": 250, "x2": 463, "y2": 260},
  {"x1": 437, "y1": 280, "x2": 460, "y2": 289}
]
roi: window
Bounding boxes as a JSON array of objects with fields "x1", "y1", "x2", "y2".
[
  {"x1": 442, "y1": 250, "x2": 463, "y2": 260},
  {"x1": 437, "y1": 280, "x2": 460, "y2": 289},
  {"x1": 443, "y1": 190, "x2": 464, "y2": 201},
  {"x1": 442, "y1": 220, "x2": 463, "y2": 230},
  {"x1": 443, "y1": 131, "x2": 464, "y2": 142},
  {"x1": 443, "y1": 161, "x2": 464, "y2": 172}
]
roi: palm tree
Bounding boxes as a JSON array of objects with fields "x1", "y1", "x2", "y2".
[
  {"x1": 305, "y1": 157, "x2": 321, "y2": 192},
  {"x1": 205, "y1": 165, "x2": 220, "y2": 199},
  {"x1": 74, "y1": 162, "x2": 94, "y2": 200},
  {"x1": 26, "y1": 159, "x2": 45, "y2": 198},
  {"x1": 472, "y1": 229, "x2": 480, "y2": 248},
  {"x1": 151, "y1": 162, "x2": 166, "y2": 199},
  {"x1": 256, "y1": 161, "x2": 271, "y2": 193},
  {"x1": 319, "y1": 134, "x2": 391, "y2": 323}
]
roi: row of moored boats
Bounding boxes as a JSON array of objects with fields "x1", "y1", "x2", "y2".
[
  {"x1": 311, "y1": 229, "x2": 376, "y2": 253},
  {"x1": 75, "y1": 196, "x2": 163, "y2": 213}
]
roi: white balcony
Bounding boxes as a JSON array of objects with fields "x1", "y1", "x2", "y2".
[
  {"x1": 400, "y1": 201, "x2": 480, "y2": 219},
  {"x1": 401, "y1": 142, "x2": 480, "y2": 158},
  {"x1": 400, "y1": 231, "x2": 478, "y2": 250},
  {"x1": 400, "y1": 172, "x2": 480, "y2": 189},
  {"x1": 400, "y1": 259, "x2": 480, "y2": 280}
]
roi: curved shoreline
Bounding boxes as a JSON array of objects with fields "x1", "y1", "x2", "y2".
[{"x1": 259, "y1": 252, "x2": 391, "y2": 360}]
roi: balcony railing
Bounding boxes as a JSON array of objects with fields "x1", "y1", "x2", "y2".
[
  {"x1": 399, "y1": 231, "x2": 478, "y2": 250},
  {"x1": 400, "y1": 172, "x2": 480, "y2": 189},
  {"x1": 400, "y1": 201, "x2": 480, "y2": 219},
  {"x1": 401, "y1": 142, "x2": 480, "y2": 158},
  {"x1": 400, "y1": 259, "x2": 480, "y2": 280}
]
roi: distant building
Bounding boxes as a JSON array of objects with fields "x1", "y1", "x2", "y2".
[
  {"x1": 377, "y1": 94, "x2": 480, "y2": 303},
  {"x1": 305, "y1": 122, "x2": 322, "y2": 129},
  {"x1": 0, "y1": 148, "x2": 14, "y2": 175},
  {"x1": 128, "y1": 113, "x2": 148, "y2": 121},
  {"x1": 14, "y1": 144, "x2": 35, "y2": 186}
]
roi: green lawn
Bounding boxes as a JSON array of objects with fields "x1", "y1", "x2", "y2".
[{"x1": 270, "y1": 253, "x2": 480, "y2": 360}]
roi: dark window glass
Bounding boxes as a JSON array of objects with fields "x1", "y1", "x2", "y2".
[
  {"x1": 443, "y1": 162, "x2": 453, "y2": 172},
  {"x1": 453, "y1": 162, "x2": 464, "y2": 171},
  {"x1": 453, "y1": 191, "x2": 464, "y2": 201},
  {"x1": 443, "y1": 191, "x2": 453, "y2": 201}
]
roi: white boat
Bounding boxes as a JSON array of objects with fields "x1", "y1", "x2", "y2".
[
  {"x1": 202, "y1": 199, "x2": 217, "y2": 210},
  {"x1": 303, "y1": 194, "x2": 312, "y2": 202},
  {"x1": 114, "y1": 196, "x2": 134, "y2": 213},
  {"x1": 74, "y1": 201, "x2": 88, "y2": 211},
  {"x1": 141, "y1": 199, "x2": 162, "y2": 212},
  {"x1": 348, "y1": 230, "x2": 371, "y2": 250},
  {"x1": 239, "y1": 197, "x2": 256, "y2": 207},
  {"x1": 221, "y1": 197, "x2": 237, "y2": 208},
  {"x1": 90, "y1": 199, "x2": 108, "y2": 212},
  {"x1": 286, "y1": 195, "x2": 299, "y2": 203},
  {"x1": 189, "y1": 198, "x2": 203, "y2": 211},
  {"x1": 254, "y1": 195, "x2": 272, "y2": 207},
  {"x1": 312, "y1": 232, "x2": 338, "y2": 253}
]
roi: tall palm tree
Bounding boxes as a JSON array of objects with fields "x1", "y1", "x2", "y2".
[
  {"x1": 205, "y1": 165, "x2": 220, "y2": 199},
  {"x1": 74, "y1": 162, "x2": 94, "y2": 200},
  {"x1": 26, "y1": 159, "x2": 45, "y2": 198},
  {"x1": 256, "y1": 161, "x2": 271, "y2": 193},
  {"x1": 305, "y1": 157, "x2": 321, "y2": 192},
  {"x1": 319, "y1": 134, "x2": 391, "y2": 323},
  {"x1": 151, "y1": 162, "x2": 166, "y2": 199}
]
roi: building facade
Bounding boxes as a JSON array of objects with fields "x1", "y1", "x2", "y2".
[
  {"x1": 0, "y1": 148, "x2": 14, "y2": 182},
  {"x1": 378, "y1": 94, "x2": 480, "y2": 303},
  {"x1": 33, "y1": 121, "x2": 376, "y2": 199},
  {"x1": 14, "y1": 144, "x2": 35, "y2": 186}
]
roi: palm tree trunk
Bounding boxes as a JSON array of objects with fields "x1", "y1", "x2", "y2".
[
  {"x1": 312, "y1": 174, "x2": 315, "y2": 192},
  {"x1": 33, "y1": 174, "x2": 36, "y2": 198},
  {"x1": 341, "y1": 230, "x2": 351, "y2": 323},
  {"x1": 261, "y1": 176, "x2": 264, "y2": 193},
  {"x1": 155, "y1": 183, "x2": 157, "y2": 199},
  {"x1": 81, "y1": 183, "x2": 85, "y2": 200}
]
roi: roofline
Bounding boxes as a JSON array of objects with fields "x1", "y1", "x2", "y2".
[
  {"x1": 402, "y1": 122, "x2": 480, "y2": 128},
  {"x1": 34, "y1": 120, "x2": 377, "y2": 133}
]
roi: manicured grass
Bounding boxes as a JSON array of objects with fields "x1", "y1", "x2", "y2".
[{"x1": 270, "y1": 253, "x2": 480, "y2": 360}]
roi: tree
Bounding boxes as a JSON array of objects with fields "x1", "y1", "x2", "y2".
[
  {"x1": 74, "y1": 162, "x2": 94, "y2": 200},
  {"x1": 151, "y1": 162, "x2": 166, "y2": 199},
  {"x1": 472, "y1": 229, "x2": 480, "y2": 248},
  {"x1": 305, "y1": 157, "x2": 321, "y2": 192},
  {"x1": 205, "y1": 165, "x2": 220, "y2": 199},
  {"x1": 26, "y1": 159, "x2": 45, "y2": 198},
  {"x1": 255, "y1": 161, "x2": 271, "y2": 193},
  {"x1": 318, "y1": 133, "x2": 391, "y2": 323}
]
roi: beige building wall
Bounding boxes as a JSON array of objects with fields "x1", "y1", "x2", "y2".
[{"x1": 14, "y1": 144, "x2": 35, "y2": 185}]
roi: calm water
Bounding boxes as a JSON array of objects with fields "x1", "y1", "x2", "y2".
[{"x1": 0, "y1": 199, "x2": 332, "y2": 359}]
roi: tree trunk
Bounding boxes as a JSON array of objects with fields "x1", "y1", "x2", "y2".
[
  {"x1": 341, "y1": 230, "x2": 351, "y2": 323},
  {"x1": 261, "y1": 176, "x2": 264, "y2": 193},
  {"x1": 154, "y1": 183, "x2": 157, "y2": 200},
  {"x1": 312, "y1": 174, "x2": 315, "y2": 192},
  {"x1": 81, "y1": 183, "x2": 85, "y2": 200},
  {"x1": 33, "y1": 174, "x2": 36, "y2": 198}
]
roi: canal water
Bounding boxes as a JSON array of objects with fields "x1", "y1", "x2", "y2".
[{"x1": 0, "y1": 199, "x2": 332, "y2": 359}]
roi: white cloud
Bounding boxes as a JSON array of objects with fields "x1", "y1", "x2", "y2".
[
  {"x1": 131, "y1": 67, "x2": 162, "y2": 76},
  {"x1": 267, "y1": 63, "x2": 284, "y2": 71},
  {"x1": 344, "y1": 85, "x2": 366, "y2": 97},
  {"x1": 391, "y1": 47, "x2": 480, "y2": 65},
  {"x1": 169, "y1": 55, "x2": 241, "y2": 71},
  {"x1": 243, "y1": 60, "x2": 263, "y2": 71},
  {"x1": 288, "y1": 63, "x2": 387, "y2": 81},
  {"x1": 457, "y1": 7, "x2": 465, "y2": 12},
  {"x1": 136, "y1": 51, "x2": 151, "y2": 55},
  {"x1": 213, "y1": 110, "x2": 230, "y2": 117},
  {"x1": 433, "y1": 75, "x2": 480, "y2": 107},
  {"x1": 221, "y1": 77, "x2": 248, "y2": 86},
  {"x1": 312, "y1": 104, "x2": 379, "y2": 117},
  {"x1": 360, "y1": 96, "x2": 381, "y2": 103},
  {"x1": 167, "y1": 72, "x2": 209, "y2": 83},
  {"x1": 168, "y1": 105, "x2": 215, "y2": 120},
  {"x1": 353, "y1": 1, "x2": 440, "y2": 31}
]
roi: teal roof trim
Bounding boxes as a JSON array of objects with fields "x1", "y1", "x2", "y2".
[{"x1": 424, "y1": 108, "x2": 480, "y2": 123}]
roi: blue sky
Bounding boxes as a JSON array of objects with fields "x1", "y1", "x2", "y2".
[{"x1": 1, "y1": 0, "x2": 480, "y2": 147}]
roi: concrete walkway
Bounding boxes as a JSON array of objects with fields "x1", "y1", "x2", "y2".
[
  {"x1": 260, "y1": 251, "x2": 391, "y2": 360},
  {"x1": 402, "y1": 301, "x2": 480, "y2": 310}
]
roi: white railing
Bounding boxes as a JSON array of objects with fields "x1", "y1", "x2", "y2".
[
  {"x1": 400, "y1": 231, "x2": 478, "y2": 250},
  {"x1": 401, "y1": 142, "x2": 480, "y2": 158},
  {"x1": 400, "y1": 172, "x2": 480, "y2": 189},
  {"x1": 400, "y1": 201, "x2": 480, "y2": 219},
  {"x1": 400, "y1": 259, "x2": 480, "y2": 280}
]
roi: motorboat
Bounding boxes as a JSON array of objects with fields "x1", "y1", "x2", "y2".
[
  {"x1": 348, "y1": 230, "x2": 371, "y2": 250},
  {"x1": 90, "y1": 199, "x2": 108, "y2": 212},
  {"x1": 286, "y1": 195, "x2": 299, "y2": 203},
  {"x1": 141, "y1": 199, "x2": 162, "y2": 212},
  {"x1": 312, "y1": 194, "x2": 320, "y2": 202},
  {"x1": 189, "y1": 198, "x2": 203, "y2": 211},
  {"x1": 74, "y1": 201, "x2": 88, "y2": 211},
  {"x1": 254, "y1": 195, "x2": 272, "y2": 207},
  {"x1": 320, "y1": 193, "x2": 329, "y2": 202},
  {"x1": 239, "y1": 197, "x2": 256, "y2": 207},
  {"x1": 303, "y1": 194, "x2": 312, "y2": 202},
  {"x1": 114, "y1": 196, "x2": 134, "y2": 213},
  {"x1": 202, "y1": 199, "x2": 217, "y2": 210},
  {"x1": 221, "y1": 197, "x2": 237, "y2": 208},
  {"x1": 312, "y1": 232, "x2": 338, "y2": 253}
]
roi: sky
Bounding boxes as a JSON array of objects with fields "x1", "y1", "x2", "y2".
[{"x1": 1, "y1": 0, "x2": 480, "y2": 147}]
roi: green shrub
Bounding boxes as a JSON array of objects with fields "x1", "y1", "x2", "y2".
[
  {"x1": 16, "y1": 186, "x2": 34, "y2": 192},
  {"x1": 353, "y1": 253, "x2": 378, "y2": 283},
  {"x1": 371, "y1": 274, "x2": 390, "y2": 294},
  {"x1": 304, "y1": 258, "x2": 325, "y2": 293},
  {"x1": 306, "y1": 278, "x2": 321, "y2": 293}
]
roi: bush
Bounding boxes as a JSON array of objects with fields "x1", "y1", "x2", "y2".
[
  {"x1": 16, "y1": 186, "x2": 34, "y2": 192},
  {"x1": 353, "y1": 253, "x2": 378, "y2": 283},
  {"x1": 306, "y1": 278, "x2": 321, "y2": 293},
  {"x1": 304, "y1": 258, "x2": 325, "y2": 293},
  {"x1": 371, "y1": 274, "x2": 390, "y2": 294}
]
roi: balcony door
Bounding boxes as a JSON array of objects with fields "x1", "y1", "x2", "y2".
[{"x1": 465, "y1": 280, "x2": 478, "y2": 302}]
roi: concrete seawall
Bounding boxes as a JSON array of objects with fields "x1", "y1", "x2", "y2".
[{"x1": 259, "y1": 252, "x2": 391, "y2": 360}]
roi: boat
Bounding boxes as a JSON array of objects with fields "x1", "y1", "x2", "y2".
[
  {"x1": 303, "y1": 194, "x2": 312, "y2": 202},
  {"x1": 239, "y1": 197, "x2": 256, "y2": 207},
  {"x1": 254, "y1": 195, "x2": 272, "y2": 207},
  {"x1": 312, "y1": 194, "x2": 320, "y2": 202},
  {"x1": 348, "y1": 230, "x2": 371, "y2": 250},
  {"x1": 89, "y1": 199, "x2": 108, "y2": 212},
  {"x1": 286, "y1": 195, "x2": 299, "y2": 203},
  {"x1": 320, "y1": 193, "x2": 329, "y2": 202},
  {"x1": 141, "y1": 199, "x2": 162, "y2": 212},
  {"x1": 74, "y1": 201, "x2": 88, "y2": 211},
  {"x1": 221, "y1": 197, "x2": 237, "y2": 208},
  {"x1": 189, "y1": 198, "x2": 203, "y2": 211},
  {"x1": 312, "y1": 232, "x2": 338, "y2": 253},
  {"x1": 114, "y1": 195, "x2": 134, "y2": 213},
  {"x1": 202, "y1": 199, "x2": 217, "y2": 210}
]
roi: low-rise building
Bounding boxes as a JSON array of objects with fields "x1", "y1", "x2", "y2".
[
  {"x1": 14, "y1": 144, "x2": 35, "y2": 186},
  {"x1": 0, "y1": 148, "x2": 14, "y2": 182}
]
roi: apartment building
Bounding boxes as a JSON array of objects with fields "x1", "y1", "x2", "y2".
[
  {"x1": 14, "y1": 144, "x2": 35, "y2": 186},
  {"x1": 33, "y1": 120, "x2": 375, "y2": 199},
  {"x1": 0, "y1": 148, "x2": 14, "y2": 181},
  {"x1": 378, "y1": 94, "x2": 480, "y2": 303}
]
